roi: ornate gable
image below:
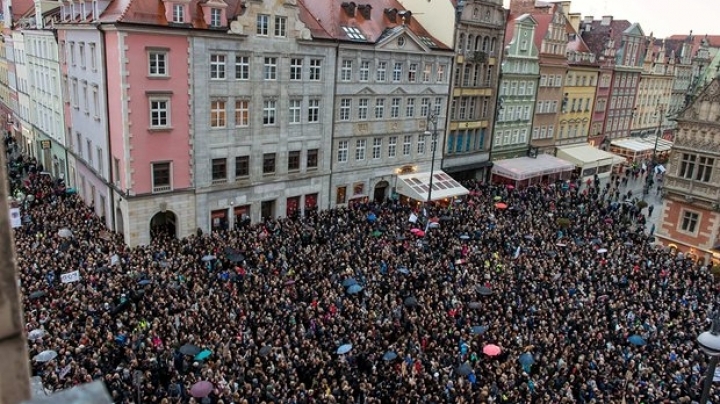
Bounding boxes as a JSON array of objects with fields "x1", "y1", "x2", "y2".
[
  {"x1": 679, "y1": 78, "x2": 720, "y2": 123},
  {"x1": 230, "y1": 0, "x2": 310, "y2": 39},
  {"x1": 375, "y1": 26, "x2": 431, "y2": 53}
]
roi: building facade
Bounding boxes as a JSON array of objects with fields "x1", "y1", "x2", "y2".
[
  {"x1": 581, "y1": 16, "x2": 646, "y2": 142},
  {"x1": 443, "y1": 0, "x2": 506, "y2": 180},
  {"x1": 492, "y1": 13, "x2": 539, "y2": 161},
  {"x1": 192, "y1": 0, "x2": 335, "y2": 232},
  {"x1": 632, "y1": 36, "x2": 673, "y2": 138},
  {"x1": 10, "y1": 31, "x2": 32, "y2": 158},
  {"x1": 656, "y1": 77, "x2": 720, "y2": 265},
  {"x1": 300, "y1": 0, "x2": 454, "y2": 206}
]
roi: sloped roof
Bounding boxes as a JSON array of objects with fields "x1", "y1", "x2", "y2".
[
  {"x1": 668, "y1": 34, "x2": 720, "y2": 54},
  {"x1": 97, "y1": 0, "x2": 242, "y2": 26},
  {"x1": 297, "y1": 0, "x2": 450, "y2": 49},
  {"x1": 529, "y1": 13, "x2": 552, "y2": 49},
  {"x1": 505, "y1": 13, "x2": 536, "y2": 47},
  {"x1": 581, "y1": 19, "x2": 631, "y2": 56}
]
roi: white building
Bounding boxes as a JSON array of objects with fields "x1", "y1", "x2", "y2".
[{"x1": 10, "y1": 31, "x2": 33, "y2": 157}]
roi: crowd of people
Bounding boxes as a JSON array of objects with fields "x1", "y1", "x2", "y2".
[{"x1": 6, "y1": 148, "x2": 720, "y2": 403}]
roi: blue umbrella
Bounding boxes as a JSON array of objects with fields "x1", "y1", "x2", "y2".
[
  {"x1": 471, "y1": 325, "x2": 488, "y2": 335},
  {"x1": 347, "y1": 284, "x2": 363, "y2": 294},
  {"x1": 342, "y1": 278, "x2": 357, "y2": 287},
  {"x1": 337, "y1": 344, "x2": 352, "y2": 355},
  {"x1": 397, "y1": 266, "x2": 410, "y2": 274},
  {"x1": 628, "y1": 335, "x2": 646, "y2": 346},
  {"x1": 382, "y1": 351, "x2": 398, "y2": 361},
  {"x1": 519, "y1": 352, "x2": 535, "y2": 366},
  {"x1": 138, "y1": 279, "x2": 152, "y2": 286},
  {"x1": 367, "y1": 213, "x2": 377, "y2": 223},
  {"x1": 195, "y1": 349, "x2": 212, "y2": 361},
  {"x1": 459, "y1": 234, "x2": 471, "y2": 240}
]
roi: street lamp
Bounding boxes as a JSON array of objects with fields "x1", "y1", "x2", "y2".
[
  {"x1": 698, "y1": 309, "x2": 720, "y2": 404},
  {"x1": 643, "y1": 105, "x2": 665, "y2": 199},
  {"x1": 423, "y1": 114, "x2": 440, "y2": 205}
]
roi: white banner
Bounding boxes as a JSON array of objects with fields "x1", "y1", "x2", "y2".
[
  {"x1": 60, "y1": 270, "x2": 81, "y2": 284},
  {"x1": 408, "y1": 213, "x2": 418, "y2": 223},
  {"x1": 9, "y1": 208, "x2": 21, "y2": 228}
]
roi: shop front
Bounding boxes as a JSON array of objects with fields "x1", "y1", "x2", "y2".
[
  {"x1": 36, "y1": 132, "x2": 68, "y2": 181},
  {"x1": 490, "y1": 154, "x2": 575, "y2": 188}
]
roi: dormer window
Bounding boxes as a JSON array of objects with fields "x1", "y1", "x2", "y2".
[
  {"x1": 92, "y1": 0, "x2": 98, "y2": 20},
  {"x1": 172, "y1": 4, "x2": 184, "y2": 23},
  {"x1": 199, "y1": 0, "x2": 227, "y2": 28},
  {"x1": 80, "y1": 2, "x2": 86, "y2": 20},
  {"x1": 210, "y1": 8, "x2": 221, "y2": 27}
]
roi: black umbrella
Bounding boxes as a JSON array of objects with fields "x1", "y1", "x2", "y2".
[
  {"x1": 475, "y1": 286, "x2": 492, "y2": 296},
  {"x1": 223, "y1": 247, "x2": 239, "y2": 255},
  {"x1": 29, "y1": 291, "x2": 47, "y2": 300},
  {"x1": 468, "y1": 302, "x2": 481, "y2": 309},
  {"x1": 404, "y1": 296, "x2": 418, "y2": 307},
  {"x1": 259, "y1": 346, "x2": 272, "y2": 356},
  {"x1": 227, "y1": 253, "x2": 245, "y2": 263},
  {"x1": 455, "y1": 363, "x2": 473, "y2": 376},
  {"x1": 395, "y1": 235, "x2": 406, "y2": 241},
  {"x1": 58, "y1": 241, "x2": 70, "y2": 252},
  {"x1": 179, "y1": 344, "x2": 202, "y2": 356},
  {"x1": 440, "y1": 216, "x2": 452, "y2": 222}
]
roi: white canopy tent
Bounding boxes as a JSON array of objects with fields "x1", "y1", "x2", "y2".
[
  {"x1": 491, "y1": 154, "x2": 575, "y2": 181},
  {"x1": 396, "y1": 171, "x2": 470, "y2": 202},
  {"x1": 556, "y1": 144, "x2": 626, "y2": 178}
]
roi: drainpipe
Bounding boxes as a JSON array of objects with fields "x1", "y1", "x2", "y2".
[
  {"x1": 327, "y1": 41, "x2": 340, "y2": 209},
  {"x1": 95, "y1": 23, "x2": 117, "y2": 234}
]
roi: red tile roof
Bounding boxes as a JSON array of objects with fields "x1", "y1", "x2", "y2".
[
  {"x1": 580, "y1": 19, "x2": 632, "y2": 56},
  {"x1": 504, "y1": 15, "x2": 517, "y2": 47},
  {"x1": 529, "y1": 13, "x2": 551, "y2": 49},
  {"x1": 668, "y1": 34, "x2": 720, "y2": 55},
  {"x1": 98, "y1": 0, "x2": 241, "y2": 27},
  {"x1": 297, "y1": 0, "x2": 450, "y2": 50}
]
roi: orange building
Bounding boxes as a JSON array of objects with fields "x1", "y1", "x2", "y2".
[{"x1": 656, "y1": 77, "x2": 720, "y2": 265}]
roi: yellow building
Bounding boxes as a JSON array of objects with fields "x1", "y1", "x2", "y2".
[
  {"x1": 555, "y1": 33, "x2": 599, "y2": 146},
  {"x1": 632, "y1": 36, "x2": 674, "y2": 137}
]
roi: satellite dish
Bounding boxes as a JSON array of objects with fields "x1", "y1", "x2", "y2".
[{"x1": 229, "y1": 20, "x2": 243, "y2": 34}]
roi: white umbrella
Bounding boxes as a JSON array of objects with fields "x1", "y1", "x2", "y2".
[
  {"x1": 34, "y1": 350, "x2": 58, "y2": 363},
  {"x1": 597, "y1": 248, "x2": 608, "y2": 254},
  {"x1": 28, "y1": 329, "x2": 45, "y2": 341},
  {"x1": 58, "y1": 228, "x2": 73, "y2": 238}
]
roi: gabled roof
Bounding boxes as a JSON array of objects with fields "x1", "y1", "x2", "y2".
[
  {"x1": 97, "y1": 0, "x2": 242, "y2": 27},
  {"x1": 528, "y1": 13, "x2": 552, "y2": 49},
  {"x1": 505, "y1": 13, "x2": 536, "y2": 47},
  {"x1": 580, "y1": 19, "x2": 632, "y2": 56},
  {"x1": 297, "y1": 0, "x2": 450, "y2": 50}
]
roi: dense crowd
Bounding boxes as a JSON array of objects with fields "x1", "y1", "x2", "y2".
[{"x1": 6, "y1": 148, "x2": 720, "y2": 403}]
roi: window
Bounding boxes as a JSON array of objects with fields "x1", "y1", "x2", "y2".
[
  {"x1": 307, "y1": 99, "x2": 320, "y2": 123},
  {"x1": 152, "y1": 162, "x2": 171, "y2": 192},
  {"x1": 337, "y1": 140, "x2": 348, "y2": 163},
  {"x1": 417, "y1": 136, "x2": 425, "y2": 154},
  {"x1": 262, "y1": 153, "x2": 276, "y2": 174},
  {"x1": 336, "y1": 186, "x2": 347, "y2": 204},
  {"x1": 527, "y1": 82, "x2": 534, "y2": 95},
  {"x1": 696, "y1": 156, "x2": 714, "y2": 182},
  {"x1": 359, "y1": 60, "x2": 370, "y2": 81},
  {"x1": 434, "y1": 97, "x2": 443, "y2": 115},
  {"x1": 148, "y1": 51, "x2": 167, "y2": 76},
  {"x1": 376, "y1": 61, "x2": 387, "y2": 81},
  {"x1": 211, "y1": 158, "x2": 227, "y2": 183},
  {"x1": 372, "y1": 137, "x2": 382, "y2": 159},
  {"x1": 263, "y1": 100, "x2": 276, "y2": 125},
  {"x1": 274, "y1": 16, "x2": 287, "y2": 37},
  {"x1": 309, "y1": 59, "x2": 322, "y2": 80},
  {"x1": 290, "y1": 58, "x2": 303, "y2": 80},
  {"x1": 89, "y1": 43, "x2": 97, "y2": 71},
  {"x1": 437, "y1": 64, "x2": 446, "y2": 82},
  {"x1": 79, "y1": 42, "x2": 86, "y2": 68},
  {"x1": 289, "y1": 99, "x2": 301, "y2": 124},
  {"x1": 374, "y1": 99, "x2": 385, "y2": 119},
  {"x1": 210, "y1": 8, "x2": 221, "y2": 27},
  {"x1": 423, "y1": 63, "x2": 432, "y2": 82},
  {"x1": 172, "y1": 4, "x2": 184, "y2": 23},
  {"x1": 235, "y1": 56, "x2": 249, "y2": 80},
  {"x1": 264, "y1": 57, "x2": 277, "y2": 80},
  {"x1": 149, "y1": 98, "x2": 170, "y2": 128},
  {"x1": 355, "y1": 139, "x2": 366, "y2": 161},
  {"x1": 339, "y1": 98, "x2": 351, "y2": 121},
  {"x1": 256, "y1": 14, "x2": 269, "y2": 35},
  {"x1": 408, "y1": 63, "x2": 417, "y2": 82},
  {"x1": 388, "y1": 136, "x2": 397, "y2": 158},
  {"x1": 307, "y1": 149, "x2": 318, "y2": 169},
  {"x1": 680, "y1": 210, "x2": 699, "y2": 233},
  {"x1": 406, "y1": 98, "x2": 415, "y2": 117},
  {"x1": 679, "y1": 153, "x2": 696, "y2": 179},
  {"x1": 235, "y1": 100, "x2": 249, "y2": 127},
  {"x1": 92, "y1": 85, "x2": 99, "y2": 118},
  {"x1": 358, "y1": 99, "x2": 368, "y2": 120},
  {"x1": 210, "y1": 54, "x2": 226, "y2": 79},
  {"x1": 235, "y1": 156, "x2": 249, "y2": 178},
  {"x1": 288, "y1": 150, "x2": 300, "y2": 171},
  {"x1": 392, "y1": 62, "x2": 403, "y2": 81},
  {"x1": 96, "y1": 147, "x2": 103, "y2": 173},
  {"x1": 87, "y1": 140, "x2": 93, "y2": 165},
  {"x1": 390, "y1": 98, "x2": 401, "y2": 118},
  {"x1": 210, "y1": 100, "x2": 226, "y2": 128},
  {"x1": 341, "y1": 60, "x2": 353, "y2": 81},
  {"x1": 421, "y1": 98, "x2": 430, "y2": 117},
  {"x1": 403, "y1": 135, "x2": 411, "y2": 156}
]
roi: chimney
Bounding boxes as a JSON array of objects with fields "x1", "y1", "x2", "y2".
[
  {"x1": 600, "y1": 15, "x2": 612, "y2": 26},
  {"x1": 384, "y1": 7, "x2": 397, "y2": 23},
  {"x1": 583, "y1": 15, "x2": 593, "y2": 24},
  {"x1": 341, "y1": 2, "x2": 357, "y2": 17},
  {"x1": 397, "y1": 10, "x2": 412, "y2": 25},
  {"x1": 357, "y1": 4, "x2": 372, "y2": 19}
]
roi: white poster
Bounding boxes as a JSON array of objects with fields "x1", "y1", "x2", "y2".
[
  {"x1": 408, "y1": 213, "x2": 418, "y2": 223},
  {"x1": 60, "y1": 270, "x2": 81, "y2": 284},
  {"x1": 9, "y1": 208, "x2": 21, "y2": 228}
]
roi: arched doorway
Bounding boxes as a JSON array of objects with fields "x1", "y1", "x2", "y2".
[
  {"x1": 150, "y1": 210, "x2": 177, "y2": 240},
  {"x1": 115, "y1": 207, "x2": 124, "y2": 235},
  {"x1": 374, "y1": 180, "x2": 389, "y2": 203}
]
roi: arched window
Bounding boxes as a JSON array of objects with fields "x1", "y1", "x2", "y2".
[
  {"x1": 490, "y1": 37, "x2": 497, "y2": 53},
  {"x1": 482, "y1": 37, "x2": 489, "y2": 52},
  {"x1": 473, "y1": 8, "x2": 478, "y2": 18},
  {"x1": 458, "y1": 33, "x2": 465, "y2": 52},
  {"x1": 467, "y1": 35, "x2": 474, "y2": 52},
  {"x1": 475, "y1": 36, "x2": 482, "y2": 51}
]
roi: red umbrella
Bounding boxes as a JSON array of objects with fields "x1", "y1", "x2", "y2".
[
  {"x1": 483, "y1": 344, "x2": 501, "y2": 357},
  {"x1": 506, "y1": 184, "x2": 515, "y2": 190},
  {"x1": 495, "y1": 202, "x2": 508, "y2": 210},
  {"x1": 190, "y1": 381, "x2": 214, "y2": 398},
  {"x1": 410, "y1": 228, "x2": 421, "y2": 234},
  {"x1": 414, "y1": 230, "x2": 425, "y2": 237}
]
